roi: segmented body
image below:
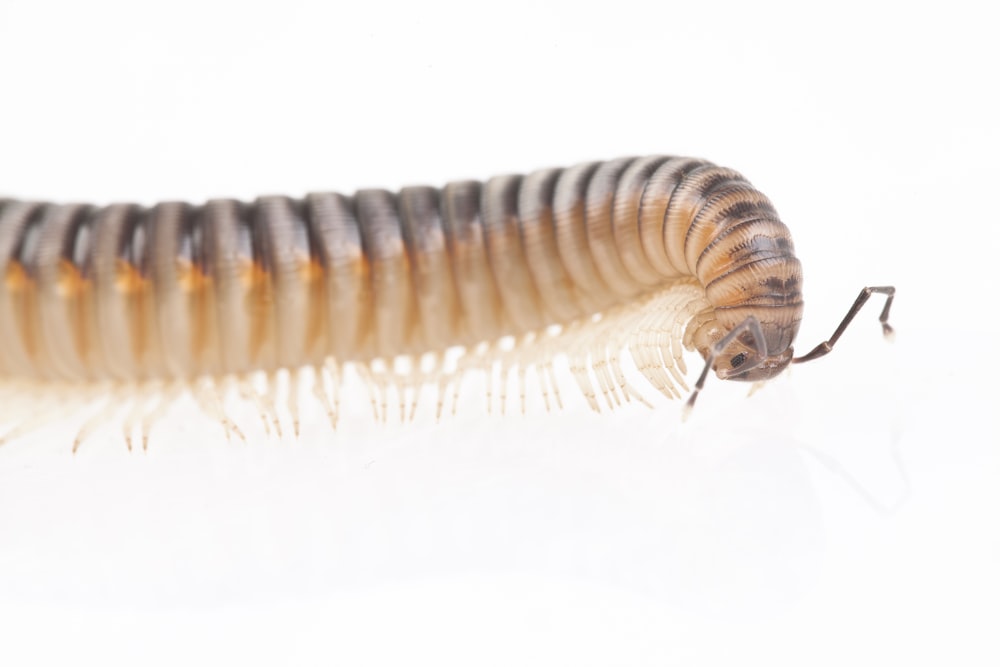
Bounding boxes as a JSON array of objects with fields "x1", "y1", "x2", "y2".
[{"x1": 0, "y1": 156, "x2": 802, "y2": 383}]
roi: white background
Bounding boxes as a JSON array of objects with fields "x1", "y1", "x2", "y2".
[{"x1": 0, "y1": 0, "x2": 997, "y2": 665}]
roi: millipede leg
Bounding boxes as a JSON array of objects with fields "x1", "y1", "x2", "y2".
[
  {"x1": 793, "y1": 286, "x2": 896, "y2": 364},
  {"x1": 312, "y1": 366, "x2": 338, "y2": 430},
  {"x1": 288, "y1": 371, "x2": 301, "y2": 439},
  {"x1": 684, "y1": 315, "x2": 768, "y2": 415},
  {"x1": 141, "y1": 383, "x2": 180, "y2": 450}
]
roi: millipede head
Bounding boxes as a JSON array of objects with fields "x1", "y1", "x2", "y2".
[{"x1": 689, "y1": 313, "x2": 798, "y2": 384}]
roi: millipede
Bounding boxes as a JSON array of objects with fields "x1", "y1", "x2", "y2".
[{"x1": 0, "y1": 155, "x2": 895, "y2": 450}]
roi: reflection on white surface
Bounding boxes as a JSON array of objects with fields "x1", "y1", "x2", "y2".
[{"x1": 0, "y1": 328, "x2": 996, "y2": 664}]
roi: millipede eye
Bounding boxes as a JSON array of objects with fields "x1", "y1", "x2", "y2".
[{"x1": 730, "y1": 352, "x2": 747, "y2": 369}]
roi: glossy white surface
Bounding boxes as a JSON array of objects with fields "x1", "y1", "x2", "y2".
[{"x1": 1, "y1": 1, "x2": 996, "y2": 665}]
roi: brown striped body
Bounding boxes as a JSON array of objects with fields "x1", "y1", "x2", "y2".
[{"x1": 0, "y1": 156, "x2": 804, "y2": 385}]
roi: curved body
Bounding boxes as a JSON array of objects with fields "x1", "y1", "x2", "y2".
[{"x1": 0, "y1": 156, "x2": 803, "y2": 385}]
